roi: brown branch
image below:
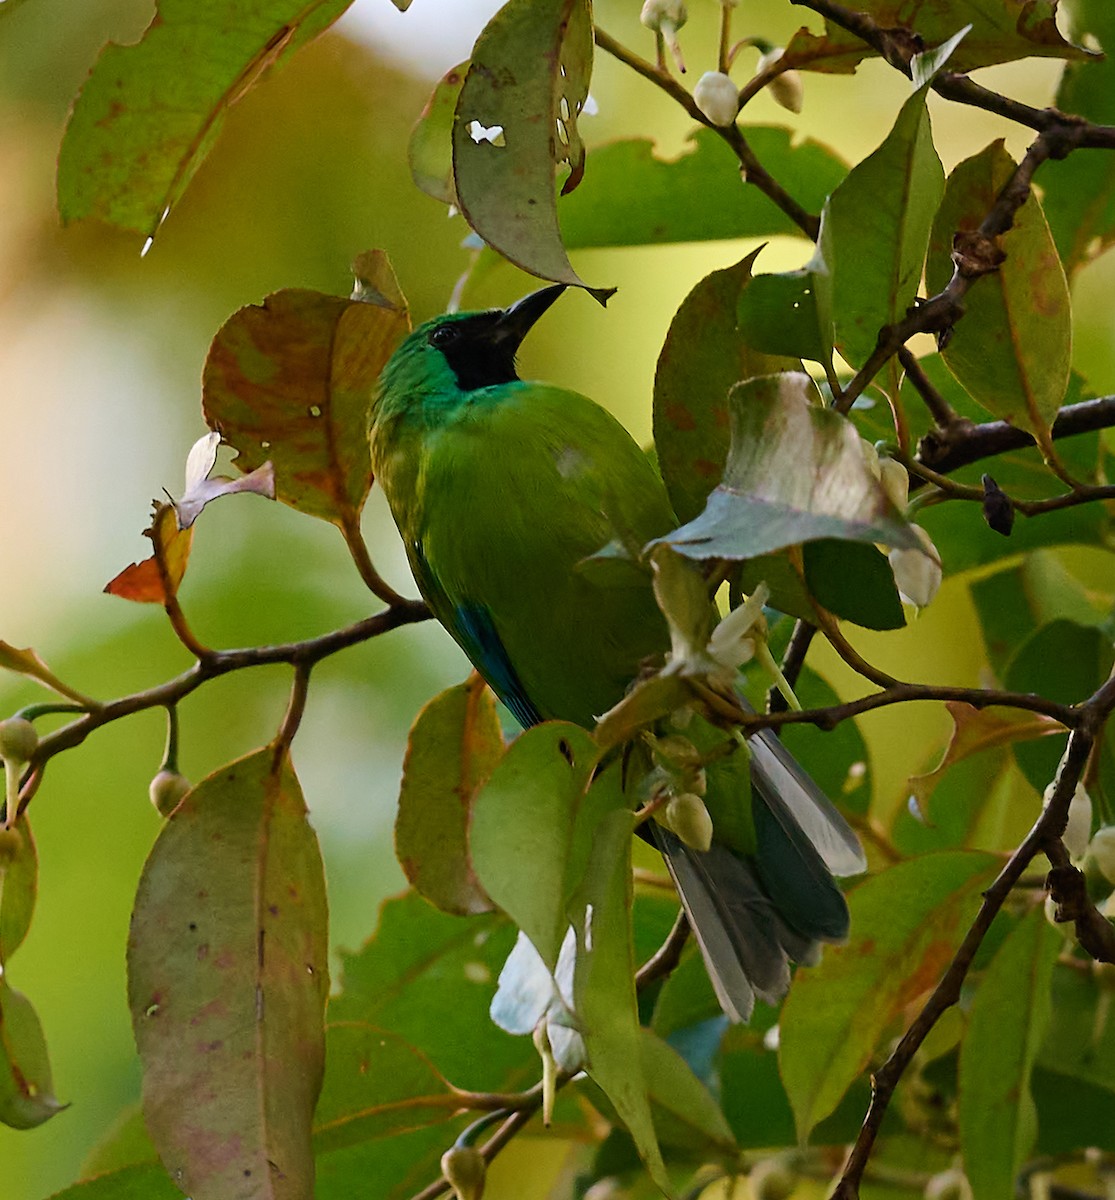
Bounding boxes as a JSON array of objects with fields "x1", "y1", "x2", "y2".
[
  {"x1": 593, "y1": 26, "x2": 819, "y2": 238},
  {"x1": 636, "y1": 908, "x2": 691, "y2": 989},
  {"x1": 917, "y1": 395, "x2": 1115, "y2": 476},
  {"x1": 898, "y1": 346, "x2": 962, "y2": 431},
  {"x1": 1045, "y1": 840, "x2": 1115, "y2": 965},
  {"x1": 24, "y1": 600, "x2": 431, "y2": 791},
  {"x1": 831, "y1": 724, "x2": 1097, "y2": 1199},
  {"x1": 769, "y1": 620, "x2": 817, "y2": 714}
]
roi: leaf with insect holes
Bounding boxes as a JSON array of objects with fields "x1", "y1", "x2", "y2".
[
  {"x1": 452, "y1": 0, "x2": 611, "y2": 299},
  {"x1": 660, "y1": 373, "x2": 924, "y2": 563},
  {"x1": 203, "y1": 253, "x2": 410, "y2": 542},
  {"x1": 57, "y1": 0, "x2": 354, "y2": 241}
]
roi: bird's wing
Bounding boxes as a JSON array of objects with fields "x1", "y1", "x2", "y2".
[{"x1": 409, "y1": 540, "x2": 543, "y2": 728}]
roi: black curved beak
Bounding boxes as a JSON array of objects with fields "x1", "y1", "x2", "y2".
[{"x1": 494, "y1": 284, "x2": 567, "y2": 351}]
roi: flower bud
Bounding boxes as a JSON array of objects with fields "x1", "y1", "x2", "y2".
[
  {"x1": 889, "y1": 526, "x2": 942, "y2": 610},
  {"x1": 1089, "y1": 826, "x2": 1115, "y2": 884},
  {"x1": 879, "y1": 457, "x2": 910, "y2": 510},
  {"x1": 1044, "y1": 780, "x2": 1092, "y2": 858},
  {"x1": 750, "y1": 1156, "x2": 798, "y2": 1200},
  {"x1": 0, "y1": 718, "x2": 38, "y2": 765},
  {"x1": 755, "y1": 47, "x2": 803, "y2": 114},
  {"x1": 694, "y1": 72, "x2": 739, "y2": 127},
  {"x1": 664, "y1": 793, "x2": 713, "y2": 852},
  {"x1": 924, "y1": 1167, "x2": 973, "y2": 1200},
  {"x1": 149, "y1": 769, "x2": 192, "y2": 818},
  {"x1": 441, "y1": 1144, "x2": 486, "y2": 1200},
  {"x1": 640, "y1": 0, "x2": 687, "y2": 72}
]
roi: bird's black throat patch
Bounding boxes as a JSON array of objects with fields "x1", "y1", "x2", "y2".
[{"x1": 428, "y1": 313, "x2": 520, "y2": 391}]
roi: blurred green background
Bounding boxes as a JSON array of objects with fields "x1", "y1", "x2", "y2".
[{"x1": 0, "y1": 1, "x2": 1112, "y2": 1196}]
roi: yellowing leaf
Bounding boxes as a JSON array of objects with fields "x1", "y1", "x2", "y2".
[
  {"x1": 908, "y1": 701, "x2": 1063, "y2": 813},
  {"x1": 104, "y1": 504, "x2": 194, "y2": 606},
  {"x1": 0, "y1": 643, "x2": 89, "y2": 704}
]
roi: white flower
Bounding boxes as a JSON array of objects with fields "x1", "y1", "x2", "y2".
[
  {"x1": 889, "y1": 525, "x2": 942, "y2": 610},
  {"x1": 1044, "y1": 780, "x2": 1093, "y2": 858}
]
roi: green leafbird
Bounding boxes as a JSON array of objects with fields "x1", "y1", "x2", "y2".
[{"x1": 370, "y1": 285, "x2": 865, "y2": 1021}]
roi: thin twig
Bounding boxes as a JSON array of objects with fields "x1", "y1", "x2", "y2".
[
  {"x1": 831, "y1": 726, "x2": 1096, "y2": 1198},
  {"x1": 636, "y1": 909, "x2": 691, "y2": 989}
]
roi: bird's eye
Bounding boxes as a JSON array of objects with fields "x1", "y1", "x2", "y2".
[{"x1": 429, "y1": 325, "x2": 459, "y2": 349}]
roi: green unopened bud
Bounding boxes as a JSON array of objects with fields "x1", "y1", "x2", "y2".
[
  {"x1": 1089, "y1": 827, "x2": 1115, "y2": 884},
  {"x1": 750, "y1": 1156, "x2": 798, "y2": 1200},
  {"x1": 441, "y1": 1144, "x2": 486, "y2": 1200},
  {"x1": 149, "y1": 769, "x2": 191, "y2": 818},
  {"x1": 665, "y1": 793, "x2": 713, "y2": 852},
  {"x1": 0, "y1": 718, "x2": 38, "y2": 765},
  {"x1": 755, "y1": 47, "x2": 803, "y2": 114},
  {"x1": 694, "y1": 71, "x2": 739, "y2": 126}
]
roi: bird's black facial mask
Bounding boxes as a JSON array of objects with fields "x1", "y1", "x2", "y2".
[{"x1": 428, "y1": 284, "x2": 567, "y2": 391}]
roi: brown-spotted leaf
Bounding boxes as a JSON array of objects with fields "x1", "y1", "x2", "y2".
[
  {"x1": 0, "y1": 643, "x2": 89, "y2": 704},
  {"x1": 202, "y1": 269, "x2": 410, "y2": 534},
  {"x1": 908, "y1": 702, "x2": 1063, "y2": 814},
  {"x1": 395, "y1": 674, "x2": 503, "y2": 917},
  {"x1": 926, "y1": 141, "x2": 1072, "y2": 449},
  {"x1": 410, "y1": 62, "x2": 467, "y2": 207},
  {"x1": 57, "y1": 0, "x2": 354, "y2": 241},
  {"x1": 781, "y1": 851, "x2": 999, "y2": 1138},
  {"x1": 453, "y1": 0, "x2": 611, "y2": 298},
  {"x1": 653, "y1": 251, "x2": 803, "y2": 525},
  {"x1": 0, "y1": 981, "x2": 65, "y2": 1130},
  {"x1": 105, "y1": 503, "x2": 194, "y2": 605},
  {"x1": 128, "y1": 747, "x2": 329, "y2": 1200}
]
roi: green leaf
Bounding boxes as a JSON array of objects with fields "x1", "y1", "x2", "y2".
[
  {"x1": 202, "y1": 256, "x2": 410, "y2": 535},
  {"x1": 329, "y1": 894, "x2": 526, "y2": 1091},
  {"x1": 315, "y1": 1120, "x2": 469, "y2": 1200},
  {"x1": 736, "y1": 256, "x2": 833, "y2": 365},
  {"x1": 570, "y1": 791, "x2": 669, "y2": 1189},
  {"x1": 561, "y1": 128, "x2": 847, "y2": 249},
  {"x1": 640, "y1": 1027, "x2": 737, "y2": 1158},
  {"x1": 409, "y1": 62, "x2": 467, "y2": 206},
  {"x1": 127, "y1": 748, "x2": 329, "y2": 1200},
  {"x1": 46, "y1": 1164, "x2": 184, "y2": 1200},
  {"x1": 824, "y1": 82, "x2": 944, "y2": 369},
  {"x1": 0, "y1": 818, "x2": 36, "y2": 964},
  {"x1": 452, "y1": 0, "x2": 606, "y2": 296},
  {"x1": 653, "y1": 252, "x2": 803, "y2": 525},
  {"x1": 780, "y1": 851, "x2": 998, "y2": 1138},
  {"x1": 926, "y1": 141, "x2": 1072, "y2": 446},
  {"x1": 469, "y1": 722, "x2": 600, "y2": 968},
  {"x1": 1037, "y1": 0, "x2": 1115, "y2": 274},
  {"x1": 1038, "y1": 964, "x2": 1115, "y2": 1095},
  {"x1": 57, "y1": 0, "x2": 352, "y2": 239},
  {"x1": 313, "y1": 1024, "x2": 455, "y2": 1152},
  {"x1": 959, "y1": 907, "x2": 1059, "y2": 1200},
  {"x1": 0, "y1": 980, "x2": 64, "y2": 1129},
  {"x1": 660, "y1": 373, "x2": 924, "y2": 562},
  {"x1": 1004, "y1": 619, "x2": 1114, "y2": 793},
  {"x1": 802, "y1": 539, "x2": 905, "y2": 630},
  {"x1": 395, "y1": 675, "x2": 502, "y2": 916}
]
